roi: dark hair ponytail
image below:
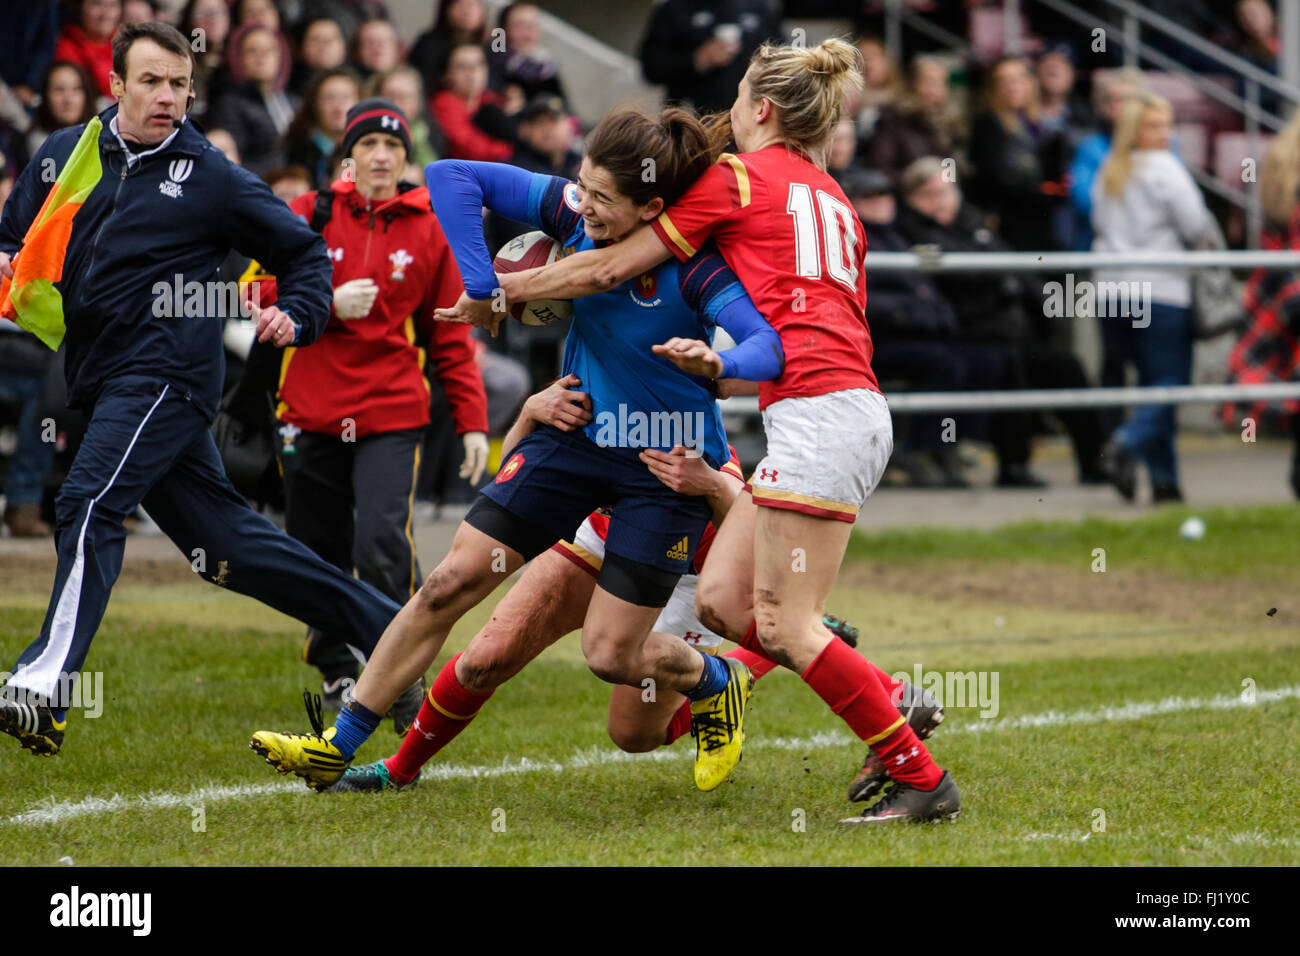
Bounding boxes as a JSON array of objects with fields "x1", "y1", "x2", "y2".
[{"x1": 585, "y1": 106, "x2": 725, "y2": 208}]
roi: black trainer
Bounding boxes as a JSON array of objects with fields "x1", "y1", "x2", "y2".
[
  {"x1": 822, "y1": 613, "x2": 859, "y2": 648},
  {"x1": 847, "y1": 684, "x2": 945, "y2": 802},
  {"x1": 331, "y1": 759, "x2": 418, "y2": 792},
  {"x1": 320, "y1": 676, "x2": 354, "y2": 712},
  {"x1": 0, "y1": 687, "x2": 67, "y2": 756},
  {"x1": 388, "y1": 679, "x2": 424, "y2": 737},
  {"x1": 996, "y1": 463, "x2": 1049, "y2": 489},
  {"x1": 1152, "y1": 481, "x2": 1184, "y2": 503},
  {"x1": 1104, "y1": 440, "x2": 1137, "y2": 502},
  {"x1": 842, "y1": 770, "x2": 961, "y2": 824}
]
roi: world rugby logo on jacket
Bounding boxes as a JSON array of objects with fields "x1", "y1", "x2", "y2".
[{"x1": 159, "y1": 158, "x2": 193, "y2": 199}]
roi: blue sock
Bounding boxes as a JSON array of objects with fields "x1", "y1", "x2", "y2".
[
  {"x1": 684, "y1": 654, "x2": 731, "y2": 702},
  {"x1": 331, "y1": 701, "x2": 382, "y2": 761}
]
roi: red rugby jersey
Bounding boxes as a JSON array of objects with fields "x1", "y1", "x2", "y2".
[{"x1": 650, "y1": 144, "x2": 880, "y2": 410}]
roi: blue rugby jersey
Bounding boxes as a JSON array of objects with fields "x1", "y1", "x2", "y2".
[{"x1": 428, "y1": 160, "x2": 783, "y2": 468}]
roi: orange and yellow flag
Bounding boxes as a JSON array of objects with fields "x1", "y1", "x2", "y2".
[{"x1": 0, "y1": 117, "x2": 104, "y2": 350}]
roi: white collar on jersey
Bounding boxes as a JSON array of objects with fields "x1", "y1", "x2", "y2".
[{"x1": 109, "y1": 114, "x2": 182, "y2": 168}]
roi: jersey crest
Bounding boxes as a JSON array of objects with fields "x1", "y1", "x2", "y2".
[{"x1": 630, "y1": 271, "x2": 661, "y2": 308}]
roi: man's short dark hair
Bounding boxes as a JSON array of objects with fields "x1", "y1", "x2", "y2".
[{"x1": 112, "y1": 21, "x2": 195, "y2": 80}]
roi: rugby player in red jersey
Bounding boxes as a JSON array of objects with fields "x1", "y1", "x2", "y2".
[
  {"x1": 330, "y1": 375, "x2": 939, "y2": 792},
  {"x1": 480, "y1": 38, "x2": 961, "y2": 823}
]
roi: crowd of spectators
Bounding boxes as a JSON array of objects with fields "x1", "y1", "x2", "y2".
[
  {"x1": 0, "y1": 0, "x2": 575, "y2": 192},
  {"x1": 2, "y1": 1, "x2": 1298, "y2": 535},
  {"x1": 0, "y1": 0, "x2": 580, "y2": 534},
  {"x1": 638, "y1": 1, "x2": 1297, "y2": 498}
]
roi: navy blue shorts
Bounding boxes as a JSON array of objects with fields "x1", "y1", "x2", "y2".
[{"x1": 478, "y1": 425, "x2": 712, "y2": 575}]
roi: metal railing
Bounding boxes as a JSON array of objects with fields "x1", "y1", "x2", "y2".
[
  {"x1": 1028, "y1": 0, "x2": 1298, "y2": 243},
  {"x1": 717, "y1": 249, "x2": 1300, "y2": 417},
  {"x1": 864, "y1": 249, "x2": 1300, "y2": 272},
  {"x1": 877, "y1": 0, "x2": 1300, "y2": 244}
]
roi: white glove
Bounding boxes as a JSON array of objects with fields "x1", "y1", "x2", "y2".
[
  {"x1": 333, "y1": 278, "x2": 379, "y2": 319},
  {"x1": 459, "y1": 431, "x2": 489, "y2": 485},
  {"x1": 222, "y1": 318, "x2": 256, "y2": 360}
]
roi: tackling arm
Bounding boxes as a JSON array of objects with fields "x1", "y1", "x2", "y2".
[{"x1": 500, "y1": 223, "x2": 672, "y2": 302}]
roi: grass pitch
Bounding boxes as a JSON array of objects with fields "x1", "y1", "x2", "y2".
[{"x1": 1, "y1": 504, "x2": 1297, "y2": 865}]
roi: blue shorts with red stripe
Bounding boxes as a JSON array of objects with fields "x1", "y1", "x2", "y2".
[{"x1": 479, "y1": 425, "x2": 711, "y2": 575}]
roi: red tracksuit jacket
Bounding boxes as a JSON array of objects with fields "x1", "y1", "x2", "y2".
[{"x1": 257, "y1": 178, "x2": 488, "y2": 439}]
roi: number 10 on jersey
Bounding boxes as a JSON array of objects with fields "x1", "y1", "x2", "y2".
[{"x1": 787, "y1": 183, "x2": 859, "y2": 289}]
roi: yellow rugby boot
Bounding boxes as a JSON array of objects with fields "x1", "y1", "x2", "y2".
[
  {"x1": 249, "y1": 691, "x2": 349, "y2": 792},
  {"x1": 690, "y1": 656, "x2": 753, "y2": 791}
]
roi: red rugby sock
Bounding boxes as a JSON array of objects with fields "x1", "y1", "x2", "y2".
[
  {"x1": 868, "y1": 660, "x2": 906, "y2": 703},
  {"x1": 384, "y1": 654, "x2": 492, "y2": 785},
  {"x1": 801, "y1": 638, "x2": 941, "y2": 789},
  {"x1": 722, "y1": 646, "x2": 778, "y2": 680},
  {"x1": 664, "y1": 700, "x2": 692, "y2": 745}
]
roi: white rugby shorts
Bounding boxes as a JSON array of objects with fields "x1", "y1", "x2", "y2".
[{"x1": 747, "y1": 388, "x2": 892, "y2": 522}]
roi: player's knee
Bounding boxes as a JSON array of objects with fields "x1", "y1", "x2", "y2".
[
  {"x1": 584, "y1": 644, "x2": 636, "y2": 686},
  {"x1": 607, "y1": 719, "x2": 659, "y2": 753},
  {"x1": 695, "y1": 596, "x2": 730, "y2": 640},
  {"x1": 415, "y1": 560, "x2": 476, "y2": 614},
  {"x1": 696, "y1": 586, "x2": 745, "y2": 642},
  {"x1": 456, "y1": 642, "x2": 513, "y2": 694}
]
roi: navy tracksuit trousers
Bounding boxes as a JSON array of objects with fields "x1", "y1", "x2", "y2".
[{"x1": 6, "y1": 376, "x2": 402, "y2": 709}]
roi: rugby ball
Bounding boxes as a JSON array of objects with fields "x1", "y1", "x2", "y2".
[{"x1": 492, "y1": 230, "x2": 574, "y2": 326}]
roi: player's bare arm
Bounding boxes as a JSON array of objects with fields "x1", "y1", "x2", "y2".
[
  {"x1": 716, "y1": 378, "x2": 760, "y2": 398},
  {"x1": 499, "y1": 223, "x2": 670, "y2": 301},
  {"x1": 434, "y1": 290, "x2": 506, "y2": 337},
  {"x1": 640, "y1": 446, "x2": 743, "y2": 524},
  {"x1": 501, "y1": 374, "x2": 593, "y2": 459}
]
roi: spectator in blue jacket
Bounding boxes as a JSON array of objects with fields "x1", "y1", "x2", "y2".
[
  {"x1": 0, "y1": 21, "x2": 414, "y2": 757},
  {"x1": 1068, "y1": 67, "x2": 1145, "y2": 252}
]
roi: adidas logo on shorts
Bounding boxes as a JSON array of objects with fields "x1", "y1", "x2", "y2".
[{"x1": 666, "y1": 536, "x2": 689, "y2": 561}]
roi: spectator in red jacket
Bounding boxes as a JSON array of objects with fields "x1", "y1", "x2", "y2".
[
  {"x1": 53, "y1": 0, "x2": 123, "y2": 102},
  {"x1": 254, "y1": 98, "x2": 488, "y2": 705},
  {"x1": 431, "y1": 41, "x2": 515, "y2": 162}
]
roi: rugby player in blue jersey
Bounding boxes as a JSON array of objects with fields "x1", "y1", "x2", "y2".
[{"x1": 248, "y1": 107, "x2": 783, "y2": 792}]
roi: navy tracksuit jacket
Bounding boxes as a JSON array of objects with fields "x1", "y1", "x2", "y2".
[{"x1": 0, "y1": 107, "x2": 402, "y2": 711}]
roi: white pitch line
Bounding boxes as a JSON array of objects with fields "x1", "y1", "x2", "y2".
[
  {"x1": 1023, "y1": 829, "x2": 1300, "y2": 850},
  {"x1": 6, "y1": 685, "x2": 1299, "y2": 828},
  {"x1": 954, "y1": 684, "x2": 1300, "y2": 735}
]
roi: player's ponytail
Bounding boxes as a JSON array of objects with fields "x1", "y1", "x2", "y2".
[
  {"x1": 585, "y1": 106, "x2": 725, "y2": 209},
  {"x1": 744, "y1": 37, "x2": 864, "y2": 166}
]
